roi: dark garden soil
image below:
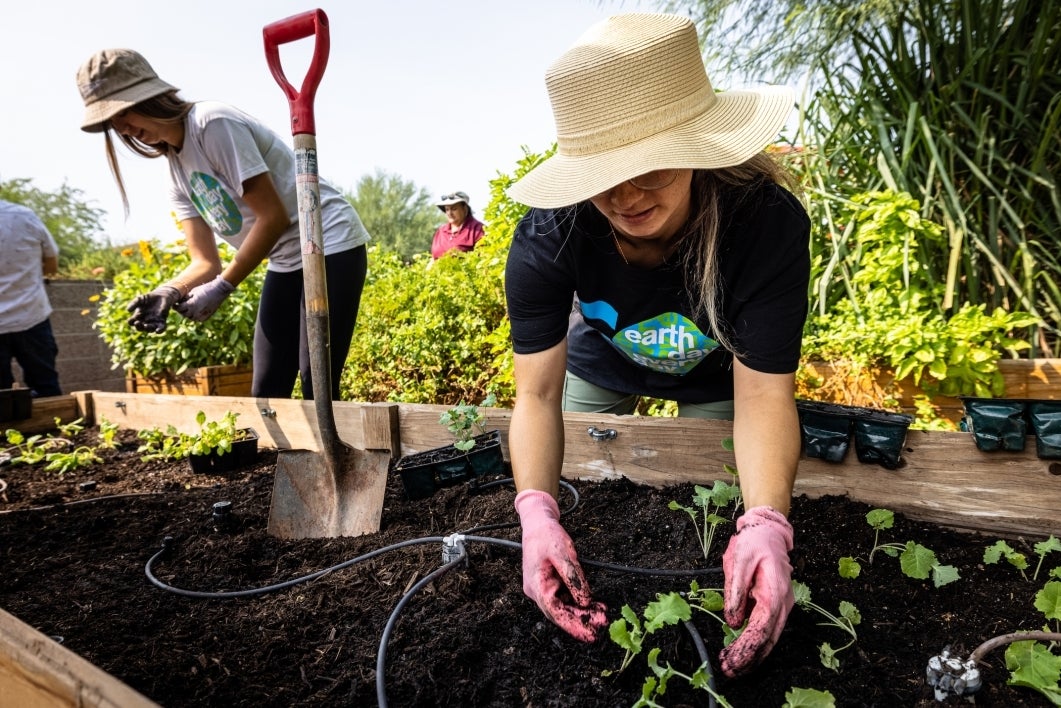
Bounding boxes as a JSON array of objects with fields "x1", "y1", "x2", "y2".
[{"x1": 0, "y1": 427, "x2": 1056, "y2": 707}]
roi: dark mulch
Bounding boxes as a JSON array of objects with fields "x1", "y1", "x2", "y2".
[{"x1": 0, "y1": 428, "x2": 1055, "y2": 707}]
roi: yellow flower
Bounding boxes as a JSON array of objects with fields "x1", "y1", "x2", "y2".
[
  {"x1": 80, "y1": 308, "x2": 91, "y2": 316},
  {"x1": 121, "y1": 248, "x2": 134, "y2": 257},
  {"x1": 88, "y1": 294, "x2": 100, "y2": 302},
  {"x1": 138, "y1": 240, "x2": 153, "y2": 265}
]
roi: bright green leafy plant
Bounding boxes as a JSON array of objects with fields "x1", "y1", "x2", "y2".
[
  {"x1": 793, "y1": 580, "x2": 861, "y2": 671},
  {"x1": 137, "y1": 411, "x2": 248, "y2": 461},
  {"x1": 1002, "y1": 580, "x2": 1061, "y2": 703},
  {"x1": 94, "y1": 239, "x2": 262, "y2": 379},
  {"x1": 783, "y1": 686, "x2": 837, "y2": 708},
  {"x1": 839, "y1": 508, "x2": 960, "y2": 587},
  {"x1": 985, "y1": 537, "x2": 1061, "y2": 582},
  {"x1": 438, "y1": 393, "x2": 497, "y2": 452}
]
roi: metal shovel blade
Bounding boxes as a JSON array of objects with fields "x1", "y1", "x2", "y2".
[{"x1": 267, "y1": 445, "x2": 389, "y2": 538}]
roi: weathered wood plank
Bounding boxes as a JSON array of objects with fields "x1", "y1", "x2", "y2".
[
  {"x1": 0, "y1": 608, "x2": 159, "y2": 708},
  {"x1": 16, "y1": 393, "x2": 1061, "y2": 538}
]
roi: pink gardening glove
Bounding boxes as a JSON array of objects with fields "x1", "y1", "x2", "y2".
[
  {"x1": 720, "y1": 505, "x2": 795, "y2": 677},
  {"x1": 174, "y1": 275, "x2": 235, "y2": 322},
  {"x1": 514, "y1": 489, "x2": 608, "y2": 642}
]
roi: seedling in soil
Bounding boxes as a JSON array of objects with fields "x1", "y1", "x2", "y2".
[
  {"x1": 985, "y1": 536, "x2": 1061, "y2": 582},
  {"x1": 3, "y1": 428, "x2": 69, "y2": 466},
  {"x1": 44, "y1": 446, "x2": 103, "y2": 476},
  {"x1": 793, "y1": 580, "x2": 861, "y2": 671},
  {"x1": 668, "y1": 480, "x2": 741, "y2": 560},
  {"x1": 839, "y1": 508, "x2": 960, "y2": 587},
  {"x1": 55, "y1": 417, "x2": 86, "y2": 437},
  {"x1": 438, "y1": 392, "x2": 496, "y2": 452},
  {"x1": 636, "y1": 647, "x2": 732, "y2": 708},
  {"x1": 605, "y1": 592, "x2": 692, "y2": 675},
  {"x1": 783, "y1": 687, "x2": 837, "y2": 707},
  {"x1": 97, "y1": 417, "x2": 120, "y2": 450},
  {"x1": 138, "y1": 411, "x2": 249, "y2": 461},
  {"x1": 684, "y1": 580, "x2": 742, "y2": 647}
]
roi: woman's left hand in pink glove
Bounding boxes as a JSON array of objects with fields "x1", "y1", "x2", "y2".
[
  {"x1": 719, "y1": 505, "x2": 795, "y2": 677},
  {"x1": 174, "y1": 275, "x2": 235, "y2": 322}
]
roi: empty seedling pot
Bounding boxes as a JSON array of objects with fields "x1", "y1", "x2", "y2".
[
  {"x1": 796, "y1": 400, "x2": 853, "y2": 463},
  {"x1": 1027, "y1": 400, "x2": 1061, "y2": 460},
  {"x1": 960, "y1": 397, "x2": 1028, "y2": 452},
  {"x1": 852, "y1": 409, "x2": 913, "y2": 470}
]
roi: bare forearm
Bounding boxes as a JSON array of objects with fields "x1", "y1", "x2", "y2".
[
  {"x1": 732, "y1": 365, "x2": 800, "y2": 515},
  {"x1": 511, "y1": 395, "x2": 565, "y2": 498}
]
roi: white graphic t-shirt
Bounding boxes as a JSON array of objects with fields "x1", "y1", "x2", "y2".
[{"x1": 167, "y1": 102, "x2": 368, "y2": 272}]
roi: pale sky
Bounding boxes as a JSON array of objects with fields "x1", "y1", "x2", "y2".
[{"x1": 2, "y1": 0, "x2": 656, "y2": 245}]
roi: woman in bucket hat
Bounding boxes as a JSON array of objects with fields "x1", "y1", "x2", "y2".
[
  {"x1": 431, "y1": 190, "x2": 485, "y2": 259},
  {"x1": 505, "y1": 14, "x2": 810, "y2": 677},
  {"x1": 76, "y1": 49, "x2": 370, "y2": 400}
]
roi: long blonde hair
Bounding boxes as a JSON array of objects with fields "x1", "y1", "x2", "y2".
[
  {"x1": 680, "y1": 153, "x2": 799, "y2": 355},
  {"x1": 102, "y1": 90, "x2": 194, "y2": 215}
]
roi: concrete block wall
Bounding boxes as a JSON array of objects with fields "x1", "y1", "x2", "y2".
[{"x1": 9, "y1": 280, "x2": 125, "y2": 394}]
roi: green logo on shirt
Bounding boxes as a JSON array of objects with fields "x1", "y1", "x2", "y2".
[
  {"x1": 613, "y1": 312, "x2": 719, "y2": 375},
  {"x1": 187, "y1": 172, "x2": 242, "y2": 237}
]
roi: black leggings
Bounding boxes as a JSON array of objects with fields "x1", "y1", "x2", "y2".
[{"x1": 252, "y1": 245, "x2": 367, "y2": 400}]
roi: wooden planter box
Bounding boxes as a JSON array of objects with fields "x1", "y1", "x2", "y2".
[
  {"x1": 125, "y1": 364, "x2": 253, "y2": 397},
  {"x1": 4, "y1": 389, "x2": 1061, "y2": 704}
]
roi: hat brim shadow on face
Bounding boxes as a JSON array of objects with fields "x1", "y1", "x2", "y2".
[{"x1": 507, "y1": 85, "x2": 795, "y2": 209}]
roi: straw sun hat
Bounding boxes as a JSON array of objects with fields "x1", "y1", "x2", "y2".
[
  {"x1": 507, "y1": 13, "x2": 795, "y2": 209},
  {"x1": 77, "y1": 49, "x2": 178, "y2": 133}
]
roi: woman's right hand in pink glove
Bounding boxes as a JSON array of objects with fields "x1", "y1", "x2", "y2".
[{"x1": 514, "y1": 489, "x2": 608, "y2": 642}]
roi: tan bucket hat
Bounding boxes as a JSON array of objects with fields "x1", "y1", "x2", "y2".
[
  {"x1": 507, "y1": 13, "x2": 795, "y2": 208},
  {"x1": 77, "y1": 49, "x2": 178, "y2": 133}
]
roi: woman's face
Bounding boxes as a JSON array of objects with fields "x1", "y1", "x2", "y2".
[
  {"x1": 109, "y1": 109, "x2": 177, "y2": 147},
  {"x1": 590, "y1": 169, "x2": 693, "y2": 241},
  {"x1": 443, "y1": 203, "x2": 468, "y2": 226}
]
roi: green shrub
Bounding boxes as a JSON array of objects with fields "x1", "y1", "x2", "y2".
[
  {"x1": 802, "y1": 190, "x2": 1039, "y2": 399},
  {"x1": 94, "y1": 240, "x2": 262, "y2": 378},
  {"x1": 340, "y1": 146, "x2": 552, "y2": 406}
]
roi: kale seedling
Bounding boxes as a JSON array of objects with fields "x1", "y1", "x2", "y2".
[
  {"x1": 783, "y1": 687, "x2": 838, "y2": 707},
  {"x1": 1002, "y1": 581, "x2": 1061, "y2": 703},
  {"x1": 438, "y1": 392, "x2": 496, "y2": 452},
  {"x1": 985, "y1": 536, "x2": 1061, "y2": 582},
  {"x1": 793, "y1": 580, "x2": 861, "y2": 671},
  {"x1": 839, "y1": 508, "x2": 960, "y2": 588},
  {"x1": 668, "y1": 480, "x2": 741, "y2": 559}
]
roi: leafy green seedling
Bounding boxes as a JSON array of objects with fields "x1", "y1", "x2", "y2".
[
  {"x1": 985, "y1": 540, "x2": 1030, "y2": 579},
  {"x1": 55, "y1": 417, "x2": 86, "y2": 437},
  {"x1": 839, "y1": 508, "x2": 960, "y2": 587},
  {"x1": 438, "y1": 392, "x2": 496, "y2": 452},
  {"x1": 605, "y1": 592, "x2": 691, "y2": 675},
  {"x1": 97, "y1": 417, "x2": 120, "y2": 450},
  {"x1": 685, "y1": 580, "x2": 742, "y2": 647},
  {"x1": 783, "y1": 687, "x2": 837, "y2": 708},
  {"x1": 44, "y1": 447, "x2": 103, "y2": 476},
  {"x1": 793, "y1": 580, "x2": 860, "y2": 671},
  {"x1": 668, "y1": 480, "x2": 741, "y2": 559},
  {"x1": 4, "y1": 428, "x2": 64, "y2": 466},
  {"x1": 633, "y1": 647, "x2": 733, "y2": 708},
  {"x1": 1004, "y1": 639, "x2": 1061, "y2": 704},
  {"x1": 986, "y1": 537, "x2": 1061, "y2": 582}
]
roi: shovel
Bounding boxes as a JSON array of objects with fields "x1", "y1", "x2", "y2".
[{"x1": 262, "y1": 9, "x2": 388, "y2": 538}]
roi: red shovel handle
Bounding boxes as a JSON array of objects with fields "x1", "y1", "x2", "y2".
[{"x1": 263, "y1": 8, "x2": 330, "y2": 135}]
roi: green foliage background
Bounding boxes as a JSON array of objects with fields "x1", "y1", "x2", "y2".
[
  {"x1": 94, "y1": 240, "x2": 263, "y2": 378},
  {"x1": 339, "y1": 147, "x2": 551, "y2": 407},
  {"x1": 344, "y1": 169, "x2": 442, "y2": 261}
]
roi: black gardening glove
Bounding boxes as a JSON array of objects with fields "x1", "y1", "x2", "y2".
[{"x1": 127, "y1": 285, "x2": 182, "y2": 334}]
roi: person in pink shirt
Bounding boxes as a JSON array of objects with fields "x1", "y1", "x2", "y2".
[{"x1": 430, "y1": 191, "x2": 484, "y2": 259}]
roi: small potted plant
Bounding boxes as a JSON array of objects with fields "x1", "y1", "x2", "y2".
[
  {"x1": 138, "y1": 410, "x2": 258, "y2": 474},
  {"x1": 394, "y1": 393, "x2": 504, "y2": 500}
]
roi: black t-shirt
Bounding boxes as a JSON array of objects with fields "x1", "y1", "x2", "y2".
[{"x1": 505, "y1": 180, "x2": 810, "y2": 404}]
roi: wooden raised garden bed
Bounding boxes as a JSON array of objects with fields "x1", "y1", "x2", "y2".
[
  {"x1": 125, "y1": 364, "x2": 253, "y2": 397},
  {"x1": 3, "y1": 387, "x2": 1060, "y2": 705}
]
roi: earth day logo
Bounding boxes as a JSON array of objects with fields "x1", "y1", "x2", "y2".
[
  {"x1": 187, "y1": 172, "x2": 242, "y2": 237},
  {"x1": 580, "y1": 300, "x2": 718, "y2": 375}
]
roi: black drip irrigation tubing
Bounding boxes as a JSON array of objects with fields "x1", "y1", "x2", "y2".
[{"x1": 141, "y1": 477, "x2": 725, "y2": 705}]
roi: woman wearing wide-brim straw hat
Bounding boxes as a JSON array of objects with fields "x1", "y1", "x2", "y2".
[
  {"x1": 75, "y1": 48, "x2": 371, "y2": 400},
  {"x1": 505, "y1": 13, "x2": 810, "y2": 677}
]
